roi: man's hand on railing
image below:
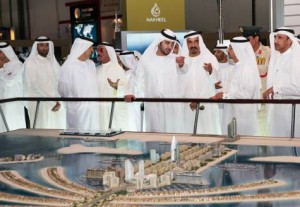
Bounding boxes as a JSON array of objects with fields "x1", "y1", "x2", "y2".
[
  {"x1": 210, "y1": 92, "x2": 223, "y2": 100},
  {"x1": 124, "y1": 94, "x2": 136, "y2": 102},
  {"x1": 190, "y1": 102, "x2": 198, "y2": 111},
  {"x1": 51, "y1": 101, "x2": 61, "y2": 112},
  {"x1": 263, "y1": 87, "x2": 274, "y2": 100}
]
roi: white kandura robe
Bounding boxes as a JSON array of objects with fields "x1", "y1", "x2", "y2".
[
  {"x1": 127, "y1": 54, "x2": 182, "y2": 133},
  {"x1": 217, "y1": 62, "x2": 235, "y2": 92},
  {"x1": 125, "y1": 69, "x2": 145, "y2": 132},
  {"x1": 222, "y1": 62, "x2": 260, "y2": 135},
  {"x1": 181, "y1": 55, "x2": 221, "y2": 135},
  {"x1": 0, "y1": 61, "x2": 26, "y2": 132},
  {"x1": 24, "y1": 55, "x2": 66, "y2": 129},
  {"x1": 97, "y1": 62, "x2": 128, "y2": 130},
  {"x1": 267, "y1": 49, "x2": 300, "y2": 137},
  {"x1": 59, "y1": 59, "x2": 100, "y2": 131},
  {"x1": 217, "y1": 61, "x2": 234, "y2": 131}
]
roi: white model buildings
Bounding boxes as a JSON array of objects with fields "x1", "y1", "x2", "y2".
[
  {"x1": 103, "y1": 171, "x2": 119, "y2": 188},
  {"x1": 171, "y1": 136, "x2": 177, "y2": 162},
  {"x1": 124, "y1": 159, "x2": 134, "y2": 182}
]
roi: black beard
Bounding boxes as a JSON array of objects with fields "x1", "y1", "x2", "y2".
[{"x1": 190, "y1": 47, "x2": 199, "y2": 53}]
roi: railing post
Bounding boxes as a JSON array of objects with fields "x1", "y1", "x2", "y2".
[
  {"x1": 192, "y1": 103, "x2": 200, "y2": 135},
  {"x1": 140, "y1": 102, "x2": 144, "y2": 132},
  {"x1": 0, "y1": 105, "x2": 10, "y2": 132},
  {"x1": 291, "y1": 103, "x2": 297, "y2": 156},
  {"x1": 33, "y1": 101, "x2": 40, "y2": 129},
  {"x1": 108, "y1": 101, "x2": 115, "y2": 129},
  {"x1": 291, "y1": 103, "x2": 296, "y2": 138}
]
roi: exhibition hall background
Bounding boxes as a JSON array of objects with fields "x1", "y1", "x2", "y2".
[{"x1": 0, "y1": 0, "x2": 299, "y2": 59}]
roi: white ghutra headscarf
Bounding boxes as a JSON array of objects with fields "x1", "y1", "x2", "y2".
[
  {"x1": 98, "y1": 42, "x2": 118, "y2": 64},
  {"x1": 182, "y1": 31, "x2": 214, "y2": 60},
  {"x1": 119, "y1": 51, "x2": 138, "y2": 70},
  {"x1": 66, "y1": 37, "x2": 94, "y2": 62},
  {"x1": 214, "y1": 40, "x2": 230, "y2": 56},
  {"x1": 27, "y1": 36, "x2": 60, "y2": 73},
  {"x1": 0, "y1": 42, "x2": 21, "y2": 63},
  {"x1": 140, "y1": 29, "x2": 177, "y2": 62},
  {"x1": 230, "y1": 36, "x2": 261, "y2": 93},
  {"x1": 267, "y1": 27, "x2": 300, "y2": 90}
]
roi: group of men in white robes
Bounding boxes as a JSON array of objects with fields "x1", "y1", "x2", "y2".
[
  {"x1": 58, "y1": 38, "x2": 142, "y2": 132},
  {"x1": 57, "y1": 27, "x2": 300, "y2": 138},
  {"x1": 211, "y1": 27, "x2": 300, "y2": 138},
  {"x1": 1, "y1": 36, "x2": 67, "y2": 132},
  {"x1": 124, "y1": 29, "x2": 262, "y2": 135},
  {"x1": 213, "y1": 41, "x2": 234, "y2": 132},
  {"x1": 2, "y1": 26, "x2": 300, "y2": 138},
  {"x1": 0, "y1": 42, "x2": 26, "y2": 132},
  {"x1": 211, "y1": 37, "x2": 261, "y2": 135}
]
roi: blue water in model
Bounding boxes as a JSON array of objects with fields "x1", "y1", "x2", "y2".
[{"x1": 0, "y1": 133, "x2": 300, "y2": 207}]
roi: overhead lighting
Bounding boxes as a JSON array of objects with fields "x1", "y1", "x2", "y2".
[{"x1": 10, "y1": 27, "x2": 15, "y2": 40}]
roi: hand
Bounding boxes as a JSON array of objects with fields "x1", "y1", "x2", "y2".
[
  {"x1": 107, "y1": 78, "x2": 120, "y2": 90},
  {"x1": 0, "y1": 59, "x2": 4, "y2": 68},
  {"x1": 51, "y1": 101, "x2": 61, "y2": 112},
  {"x1": 263, "y1": 87, "x2": 274, "y2": 99},
  {"x1": 176, "y1": 56, "x2": 185, "y2": 68},
  {"x1": 0, "y1": 57, "x2": 9, "y2": 68},
  {"x1": 210, "y1": 92, "x2": 224, "y2": 100},
  {"x1": 215, "y1": 81, "x2": 222, "y2": 89},
  {"x1": 124, "y1": 94, "x2": 136, "y2": 102},
  {"x1": 190, "y1": 102, "x2": 198, "y2": 111},
  {"x1": 203, "y1": 63, "x2": 212, "y2": 75}
]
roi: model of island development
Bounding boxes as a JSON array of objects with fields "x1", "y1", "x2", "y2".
[{"x1": 1, "y1": 128, "x2": 300, "y2": 207}]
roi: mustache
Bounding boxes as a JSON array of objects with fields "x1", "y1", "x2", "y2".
[{"x1": 190, "y1": 47, "x2": 198, "y2": 50}]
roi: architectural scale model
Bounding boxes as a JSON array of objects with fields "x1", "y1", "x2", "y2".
[{"x1": 1, "y1": 129, "x2": 300, "y2": 207}]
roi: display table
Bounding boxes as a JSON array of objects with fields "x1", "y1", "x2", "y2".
[{"x1": 1, "y1": 129, "x2": 300, "y2": 206}]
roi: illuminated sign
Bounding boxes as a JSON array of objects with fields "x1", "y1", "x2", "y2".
[
  {"x1": 70, "y1": 5, "x2": 98, "y2": 23},
  {"x1": 126, "y1": 0, "x2": 185, "y2": 31},
  {"x1": 69, "y1": 4, "x2": 99, "y2": 43},
  {"x1": 146, "y1": 3, "x2": 167, "y2": 23}
]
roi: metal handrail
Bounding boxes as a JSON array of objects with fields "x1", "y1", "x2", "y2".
[
  {"x1": 1, "y1": 97, "x2": 299, "y2": 137},
  {"x1": 1, "y1": 97, "x2": 300, "y2": 104}
]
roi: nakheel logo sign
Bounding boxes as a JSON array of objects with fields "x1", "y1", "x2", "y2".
[
  {"x1": 151, "y1": 3, "x2": 160, "y2": 17},
  {"x1": 146, "y1": 3, "x2": 167, "y2": 22},
  {"x1": 126, "y1": 0, "x2": 184, "y2": 30}
]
